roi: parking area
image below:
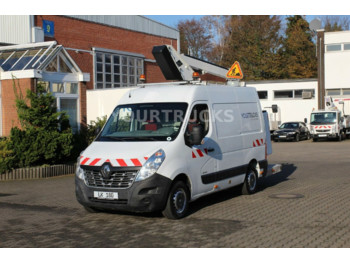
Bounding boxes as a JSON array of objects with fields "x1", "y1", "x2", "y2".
[{"x1": 1, "y1": 139, "x2": 350, "y2": 247}]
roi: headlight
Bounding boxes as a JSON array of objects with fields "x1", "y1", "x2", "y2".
[
  {"x1": 273, "y1": 131, "x2": 278, "y2": 135},
  {"x1": 76, "y1": 156, "x2": 85, "y2": 180},
  {"x1": 135, "y1": 149, "x2": 166, "y2": 182}
]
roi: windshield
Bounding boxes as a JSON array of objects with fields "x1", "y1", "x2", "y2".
[
  {"x1": 310, "y1": 112, "x2": 337, "y2": 125},
  {"x1": 97, "y1": 103, "x2": 188, "y2": 142},
  {"x1": 280, "y1": 123, "x2": 298, "y2": 129}
]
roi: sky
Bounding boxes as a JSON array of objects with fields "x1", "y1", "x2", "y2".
[
  {"x1": 144, "y1": 15, "x2": 324, "y2": 29},
  {"x1": 4, "y1": 0, "x2": 348, "y2": 17}
]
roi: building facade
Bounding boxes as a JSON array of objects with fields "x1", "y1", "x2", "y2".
[{"x1": 0, "y1": 15, "x2": 179, "y2": 136}]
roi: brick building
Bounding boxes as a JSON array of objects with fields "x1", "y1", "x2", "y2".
[{"x1": 0, "y1": 15, "x2": 179, "y2": 136}]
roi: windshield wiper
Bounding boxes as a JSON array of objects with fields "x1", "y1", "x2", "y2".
[
  {"x1": 101, "y1": 136, "x2": 159, "y2": 141},
  {"x1": 101, "y1": 136, "x2": 129, "y2": 141},
  {"x1": 133, "y1": 137, "x2": 158, "y2": 141}
]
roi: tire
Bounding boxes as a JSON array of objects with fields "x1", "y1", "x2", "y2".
[
  {"x1": 162, "y1": 181, "x2": 190, "y2": 219},
  {"x1": 294, "y1": 133, "x2": 300, "y2": 142},
  {"x1": 242, "y1": 165, "x2": 258, "y2": 195},
  {"x1": 306, "y1": 132, "x2": 311, "y2": 140},
  {"x1": 338, "y1": 133, "x2": 342, "y2": 142}
]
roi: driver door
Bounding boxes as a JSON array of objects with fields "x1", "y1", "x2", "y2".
[{"x1": 184, "y1": 103, "x2": 218, "y2": 197}]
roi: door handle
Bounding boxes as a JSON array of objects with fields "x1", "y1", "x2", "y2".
[{"x1": 207, "y1": 148, "x2": 215, "y2": 152}]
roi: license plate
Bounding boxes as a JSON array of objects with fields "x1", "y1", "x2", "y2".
[
  {"x1": 279, "y1": 135, "x2": 286, "y2": 138},
  {"x1": 319, "y1": 134, "x2": 327, "y2": 137},
  {"x1": 94, "y1": 191, "x2": 118, "y2": 200}
]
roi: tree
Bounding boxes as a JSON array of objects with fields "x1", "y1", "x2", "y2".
[
  {"x1": 202, "y1": 15, "x2": 230, "y2": 65},
  {"x1": 7, "y1": 82, "x2": 73, "y2": 168},
  {"x1": 322, "y1": 15, "x2": 350, "y2": 32},
  {"x1": 177, "y1": 17, "x2": 213, "y2": 60},
  {"x1": 282, "y1": 15, "x2": 317, "y2": 79},
  {"x1": 220, "y1": 15, "x2": 283, "y2": 80}
]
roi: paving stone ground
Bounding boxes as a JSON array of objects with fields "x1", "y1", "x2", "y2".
[{"x1": 1, "y1": 139, "x2": 350, "y2": 248}]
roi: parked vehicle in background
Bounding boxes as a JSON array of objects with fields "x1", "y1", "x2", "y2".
[
  {"x1": 273, "y1": 122, "x2": 310, "y2": 142},
  {"x1": 310, "y1": 96, "x2": 350, "y2": 142}
]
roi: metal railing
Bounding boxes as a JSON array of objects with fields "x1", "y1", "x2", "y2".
[{"x1": 0, "y1": 164, "x2": 76, "y2": 181}]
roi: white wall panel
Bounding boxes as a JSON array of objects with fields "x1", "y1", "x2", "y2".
[{"x1": 0, "y1": 15, "x2": 32, "y2": 44}]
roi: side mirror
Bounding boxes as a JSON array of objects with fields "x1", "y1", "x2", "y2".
[
  {"x1": 272, "y1": 104, "x2": 278, "y2": 113},
  {"x1": 304, "y1": 118, "x2": 307, "y2": 123},
  {"x1": 190, "y1": 125, "x2": 204, "y2": 145}
]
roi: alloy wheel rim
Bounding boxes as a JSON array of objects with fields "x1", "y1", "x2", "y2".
[
  {"x1": 172, "y1": 189, "x2": 187, "y2": 214},
  {"x1": 247, "y1": 171, "x2": 256, "y2": 191}
]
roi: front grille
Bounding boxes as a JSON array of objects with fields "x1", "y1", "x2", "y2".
[
  {"x1": 316, "y1": 129, "x2": 330, "y2": 133},
  {"x1": 84, "y1": 169, "x2": 138, "y2": 189}
]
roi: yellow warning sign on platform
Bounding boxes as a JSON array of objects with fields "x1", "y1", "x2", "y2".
[{"x1": 226, "y1": 61, "x2": 243, "y2": 79}]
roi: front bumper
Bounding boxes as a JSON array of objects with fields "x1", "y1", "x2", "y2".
[
  {"x1": 273, "y1": 134, "x2": 296, "y2": 141},
  {"x1": 75, "y1": 172, "x2": 172, "y2": 213},
  {"x1": 312, "y1": 133, "x2": 338, "y2": 139}
]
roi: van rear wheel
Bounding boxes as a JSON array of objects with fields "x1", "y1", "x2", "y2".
[
  {"x1": 162, "y1": 181, "x2": 189, "y2": 219},
  {"x1": 242, "y1": 165, "x2": 258, "y2": 195}
]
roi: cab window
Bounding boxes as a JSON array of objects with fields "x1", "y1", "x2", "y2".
[{"x1": 185, "y1": 104, "x2": 209, "y2": 146}]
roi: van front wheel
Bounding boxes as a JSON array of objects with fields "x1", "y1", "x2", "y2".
[
  {"x1": 162, "y1": 181, "x2": 189, "y2": 219},
  {"x1": 242, "y1": 165, "x2": 258, "y2": 195}
]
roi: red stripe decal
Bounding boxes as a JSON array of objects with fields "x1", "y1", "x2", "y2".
[
  {"x1": 81, "y1": 157, "x2": 90, "y2": 165},
  {"x1": 256, "y1": 140, "x2": 261, "y2": 146},
  {"x1": 261, "y1": 139, "x2": 264, "y2": 144},
  {"x1": 144, "y1": 157, "x2": 148, "y2": 161},
  {"x1": 89, "y1": 158, "x2": 101, "y2": 166},
  {"x1": 106, "y1": 159, "x2": 110, "y2": 162},
  {"x1": 253, "y1": 142, "x2": 256, "y2": 147},
  {"x1": 196, "y1": 149, "x2": 204, "y2": 157},
  {"x1": 80, "y1": 156, "x2": 84, "y2": 159},
  {"x1": 116, "y1": 159, "x2": 128, "y2": 167},
  {"x1": 131, "y1": 158, "x2": 142, "y2": 166},
  {"x1": 192, "y1": 152, "x2": 196, "y2": 158}
]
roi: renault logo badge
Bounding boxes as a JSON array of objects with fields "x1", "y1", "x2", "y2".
[{"x1": 101, "y1": 164, "x2": 111, "y2": 179}]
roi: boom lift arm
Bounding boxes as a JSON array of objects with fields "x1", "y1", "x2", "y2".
[{"x1": 152, "y1": 45, "x2": 228, "y2": 81}]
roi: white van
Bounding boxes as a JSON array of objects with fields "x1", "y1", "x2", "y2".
[{"x1": 75, "y1": 82, "x2": 271, "y2": 219}]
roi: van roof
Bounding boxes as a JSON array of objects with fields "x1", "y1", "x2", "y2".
[{"x1": 118, "y1": 83, "x2": 259, "y2": 105}]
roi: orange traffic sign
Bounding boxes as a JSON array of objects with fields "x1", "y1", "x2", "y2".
[{"x1": 226, "y1": 61, "x2": 243, "y2": 79}]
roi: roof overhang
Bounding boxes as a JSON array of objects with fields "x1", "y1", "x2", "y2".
[
  {"x1": 0, "y1": 41, "x2": 90, "y2": 82},
  {"x1": 0, "y1": 69, "x2": 43, "y2": 80}
]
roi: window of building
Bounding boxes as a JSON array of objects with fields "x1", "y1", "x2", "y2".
[
  {"x1": 342, "y1": 89, "x2": 350, "y2": 95},
  {"x1": 274, "y1": 90, "x2": 293, "y2": 99},
  {"x1": 344, "y1": 44, "x2": 350, "y2": 51},
  {"x1": 326, "y1": 44, "x2": 342, "y2": 52},
  {"x1": 95, "y1": 50, "x2": 144, "y2": 89},
  {"x1": 294, "y1": 89, "x2": 315, "y2": 98},
  {"x1": 38, "y1": 80, "x2": 79, "y2": 132},
  {"x1": 326, "y1": 89, "x2": 341, "y2": 96},
  {"x1": 258, "y1": 91, "x2": 268, "y2": 99},
  {"x1": 44, "y1": 54, "x2": 75, "y2": 73}
]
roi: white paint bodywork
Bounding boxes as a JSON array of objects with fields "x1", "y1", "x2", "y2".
[{"x1": 82, "y1": 83, "x2": 268, "y2": 200}]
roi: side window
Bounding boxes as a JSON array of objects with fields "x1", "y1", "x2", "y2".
[{"x1": 185, "y1": 104, "x2": 209, "y2": 146}]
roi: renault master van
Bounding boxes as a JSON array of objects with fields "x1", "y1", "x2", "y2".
[{"x1": 75, "y1": 82, "x2": 270, "y2": 219}]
